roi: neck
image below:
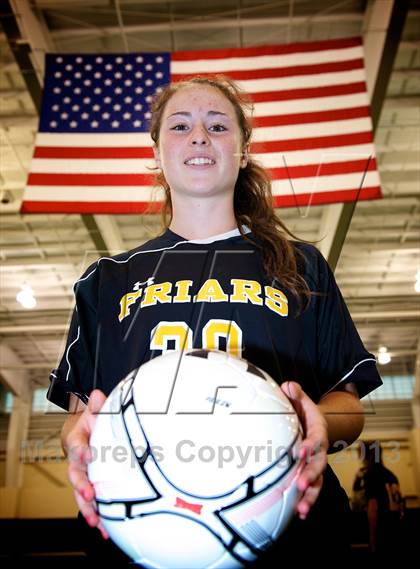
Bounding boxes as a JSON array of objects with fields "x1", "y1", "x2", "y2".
[{"x1": 169, "y1": 194, "x2": 237, "y2": 240}]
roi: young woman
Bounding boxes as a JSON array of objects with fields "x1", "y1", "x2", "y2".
[{"x1": 49, "y1": 76, "x2": 382, "y2": 564}]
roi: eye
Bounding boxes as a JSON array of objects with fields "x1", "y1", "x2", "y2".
[
  {"x1": 209, "y1": 124, "x2": 227, "y2": 132},
  {"x1": 171, "y1": 124, "x2": 189, "y2": 131}
]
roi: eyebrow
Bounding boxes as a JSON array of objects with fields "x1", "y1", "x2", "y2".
[{"x1": 167, "y1": 110, "x2": 229, "y2": 118}]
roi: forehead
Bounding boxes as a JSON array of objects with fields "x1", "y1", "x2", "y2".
[{"x1": 163, "y1": 85, "x2": 236, "y2": 117}]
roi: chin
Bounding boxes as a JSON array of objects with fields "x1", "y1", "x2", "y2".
[
  {"x1": 187, "y1": 187, "x2": 219, "y2": 197},
  {"x1": 170, "y1": 184, "x2": 220, "y2": 198},
  {"x1": 169, "y1": 179, "x2": 235, "y2": 199}
]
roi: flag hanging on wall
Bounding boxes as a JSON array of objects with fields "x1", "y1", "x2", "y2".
[{"x1": 20, "y1": 36, "x2": 381, "y2": 214}]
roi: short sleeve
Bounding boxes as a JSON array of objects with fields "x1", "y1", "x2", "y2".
[
  {"x1": 47, "y1": 264, "x2": 99, "y2": 410},
  {"x1": 311, "y1": 247, "x2": 382, "y2": 399}
]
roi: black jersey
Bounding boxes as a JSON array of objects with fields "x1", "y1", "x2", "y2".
[
  {"x1": 48, "y1": 227, "x2": 381, "y2": 409},
  {"x1": 364, "y1": 465, "x2": 401, "y2": 513}
]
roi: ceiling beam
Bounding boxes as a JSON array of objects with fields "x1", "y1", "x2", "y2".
[
  {"x1": 48, "y1": 12, "x2": 365, "y2": 39},
  {"x1": 351, "y1": 310, "x2": 420, "y2": 321},
  {"x1": 93, "y1": 214, "x2": 125, "y2": 254},
  {"x1": 0, "y1": 324, "x2": 69, "y2": 333},
  {"x1": 80, "y1": 215, "x2": 110, "y2": 256},
  {"x1": 0, "y1": 342, "x2": 29, "y2": 396},
  {"x1": 0, "y1": 88, "x2": 29, "y2": 98},
  {"x1": 1, "y1": 0, "x2": 44, "y2": 113},
  {"x1": 0, "y1": 256, "x2": 95, "y2": 268},
  {"x1": 356, "y1": 321, "x2": 420, "y2": 331},
  {"x1": 0, "y1": 362, "x2": 57, "y2": 370}
]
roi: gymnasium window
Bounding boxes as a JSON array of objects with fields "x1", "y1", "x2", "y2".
[
  {"x1": 32, "y1": 387, "x2": 66, "y2": 413},
  {"x1": 368, "y1": 375, "x2": 415, "y2": 400},
  {"x1": 0, "y1": 390, "x2": 14, "y2": 414}
]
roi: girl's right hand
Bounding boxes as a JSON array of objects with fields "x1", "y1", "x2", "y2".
[{"x1": 65, "y1": 389, "x2": 109, "y2": 539}]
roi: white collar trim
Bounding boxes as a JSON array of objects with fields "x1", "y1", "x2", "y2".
[{"x1": 186, "y1": 225, "x2": 251, "y2": 244}]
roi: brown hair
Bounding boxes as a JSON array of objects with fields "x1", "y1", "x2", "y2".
[{"x1": 149, "y1": 75, "x2": 311, "y2": 306}]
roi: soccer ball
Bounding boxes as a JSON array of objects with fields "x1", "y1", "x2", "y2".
[{"x1": 88, "y1": 349, "x2": 303, "y2": 568}]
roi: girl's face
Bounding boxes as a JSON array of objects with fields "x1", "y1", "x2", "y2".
[{"x1": 154, "y1": 85, "x2": 246, "y2": 200}]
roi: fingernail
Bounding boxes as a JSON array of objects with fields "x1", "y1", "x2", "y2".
[
  {"x1": 83, "y1": 487, "x2": 93, "y2": 500},
  {"x1": 299, "y1": 482, "x2": 308, "y2": 492}
]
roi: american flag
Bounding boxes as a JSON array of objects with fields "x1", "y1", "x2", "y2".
[{"x1": 21, "y1": 37, "x2": 381, "y2": 214}]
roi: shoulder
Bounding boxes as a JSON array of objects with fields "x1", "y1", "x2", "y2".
[
  {"x1": 110, "y1": 230, "x2": 181, "y2": 261},
  {"x1": 291, "y1": 241, "x2": 331, "y2": 290},
  {"x1": 75, "y1": 231, "x2": 175, "y2": 287},
  {"x1": 101, "y1": 231, "x2": 179, "y2": 265},
  {"x1": 293, "y1": 241, "x2": 323, "y2": 265}
]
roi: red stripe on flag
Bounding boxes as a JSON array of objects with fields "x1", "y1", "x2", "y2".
[
  {"x1": 172, "y1": 37, "x2": 362, "y2": 61},
  {"x1": 253, "y1": 106, "x2": 370, "y2": 128},
  {"x1": 268, "y1": 158, "x2": 377, "y2": 181},
  {"x1": 20, "y1": 201, "x2": 162, "y2": 214},
  {"x1": 172, "y1": 58, "x2": 364, "y2": 82},
  {"x1": 27, "y1": 173, "x2": 155, "y2": 186},
  {"x1": 273, "y1": 186, "x2": 382, "y2": 208},
  {"x1": 250, "y1": 82, "x2": 367, "y2": 103},
  {"x1": 33, "y1": 147, "x2": 154, "y2": 159},
  {"x1": 250, "y1": 131, "x2": 374, "y2": 153}
]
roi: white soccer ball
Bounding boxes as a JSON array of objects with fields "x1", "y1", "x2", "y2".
[{"x1": 88, "y1": 349, "x2": 303, "y2": 568}]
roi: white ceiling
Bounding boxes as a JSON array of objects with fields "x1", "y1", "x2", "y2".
[{"x1": 0, "y1": 0, "x2": 419, "y2": 396}]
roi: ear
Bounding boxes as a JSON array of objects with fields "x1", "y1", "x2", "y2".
[
  {"x1": 240, "y1": 145, "x2": 249, "y2": 169},
  {"x1": 153, "y1": 145, "x2": 161, "y2": 169}
]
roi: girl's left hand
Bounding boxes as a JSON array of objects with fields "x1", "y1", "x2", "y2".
[{"x1": 281, "y1": 381, "x2": 329, "y2": 520}]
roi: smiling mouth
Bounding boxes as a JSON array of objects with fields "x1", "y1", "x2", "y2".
[{"x1": 184, "y1": 157, "x2": 216, "y2": 166}]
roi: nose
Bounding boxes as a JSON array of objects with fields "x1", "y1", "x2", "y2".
[{"x1": 190, "y1": 124, "x2": 209, "y2": 145}]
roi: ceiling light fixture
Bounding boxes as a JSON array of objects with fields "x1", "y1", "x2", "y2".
[
  {"x1": 16, "y1": 284, "x2": 37, "y2": 309},
  {"x1": 377, "y1": 346, "x2": 391, "y2": 365}
]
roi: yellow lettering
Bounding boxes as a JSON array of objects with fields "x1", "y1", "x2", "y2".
[
  {"x1": 118, "y1": 290, "x2": 142, "y2": 322},
  {"x1": 264, "y1": 286, "x2": 288, "y2": 317},
  {"x1": 196, "y1": 279, "x2": 228, "y2": 303},
  {"x1": 230, "y1": 279, "x2": 263, "y2": 305},
  {"x1": 141, "y1": 282, "x2": 172, "y2": 308},
  {"x1": 173, "y1": 280, "x2": 193, "y2": 303},
  {"x1": 202, "y1": 319, "x2": 242, "y2": 357},
  {"x1": 151, "y1": 322, "x2": 193, "y2": 353}
]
